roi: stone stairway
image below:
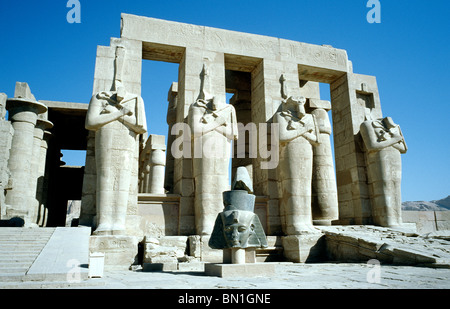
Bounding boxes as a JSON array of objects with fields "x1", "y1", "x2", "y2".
[
  {"x1": 0, "y1": 227, "x2": 105, "y2": 288},
  {"x1": 0, "y1": 228, "x2": 56, "y2": 282}
]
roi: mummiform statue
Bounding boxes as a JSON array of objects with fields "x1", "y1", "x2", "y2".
[{"x1": 85, "y1": 45, "x2": 147, "y2": 235}]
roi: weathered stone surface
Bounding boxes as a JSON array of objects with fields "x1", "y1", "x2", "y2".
[
  {"x1": 89, "y1": 235, "x2": 139, "y2": 270},
  {"x1": 0, "y1": 93, "x2": 7, "y2": 119},
  {"x1": 205, "y1": 263, "x2": 276, "y2": 278},
  {"x1": 139, "y1": 134, "x2": 166, "y2": 194},
  {"x1": 85, "y1": 45, "x2": 147, "y2": 236},
  {"x1": 143, "y1": 236, "x2": 188, "y2": 264},
  {"x1": 282, "y1": 233, "x2": 326, "y2": 263},
  {"x1": 321, "y1": 226, "x2": 450, "y2": 268},
  {"x1": 360, "y1": 117, "x2": 407, "y2": 227},
  {"x1": 275, "y1": 80, "x2": 320, "y2": 235}
]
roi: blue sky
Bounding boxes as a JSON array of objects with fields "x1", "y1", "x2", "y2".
[{"x1": 0, "y1": 0, "x2": 449, "y2": 202}]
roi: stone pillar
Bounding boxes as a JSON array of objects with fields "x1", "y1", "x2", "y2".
[
  {"x1": 0, "y1": 93, "x2": 13, "y2": 219},
  {"x1": 330, "y1": 73, "x2": 383, "y2": 225},
  {"x1": 307, "y1": 99, "x2": 339, "y2": 225},
  {"x1": 139, "y1": 135, "x2": 166, "y2": 194},
  {"x1": 230, "y1": 90, "x2": 253, "y2": 182},
  {"x1": 165, "y1": 82, "x2": 178, "y2": 193},
  {"x1": 79, "y1": 130, "x2": 96, "y2": 227},
  {"x1": 0, "y1": 93, "x2": 6, "y2": 120},
  {"x1": 177, "y1": 48, "x2": 229, "y2": 236},
  {"x1": 80, "y1": 37, "x2": 143, "y2": 234},
  {"x1": 251, "y1": 59, "x2": 300, "y2": 236},
  {"x1": 34, "y1": 115, "x2": 53, "y2": 226},
  {"x1": 36, "y1": 129, "x2": 53, "y2": 227},
  {"x1": 5, "y1": 83, "x2": 47, "y2": 225},
  {"x1": 30, "y1": 112, "x2": 53, "y2": 225}
]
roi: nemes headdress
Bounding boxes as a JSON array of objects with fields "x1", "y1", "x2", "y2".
[{"x1": 209, "y1": 167, "x2": 268, "y2": 249}]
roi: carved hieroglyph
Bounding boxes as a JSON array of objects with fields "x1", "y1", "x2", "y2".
[
  {"x1": 360, "y1": 116, "x2": 407, "y2": 227},
  {"x1": 85, "y1": 46, "x2": 147, "y2": 235},
  {"x1": 187, "y1": 63, "x2": 238, "y2": 235},
  {"x1": 275, "y1": 75, "x2": 321, "y2": 235}
]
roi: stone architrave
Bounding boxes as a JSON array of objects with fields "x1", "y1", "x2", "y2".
[
  {"x1": 85, "y1": 46, "x2": 147, "y2": 235},
  {"x1": 5, "y1": 83, "x2": 47, "y2": 225},
  {"x1": 308, "y1": 99, "x2": 339, "y2": 225},
  {"x1": 274, "y1": 75, "x2": 321, "y2": 235},
  {"x1": 187, "y1": 63, "x2": 238, "y2": 236},
  {"x1": 360, "y1": 116, "x2": 407, "y2": 227}
]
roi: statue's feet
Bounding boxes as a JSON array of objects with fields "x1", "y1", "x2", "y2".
[
  {"x1": 111, "y1": 226, "x2": 126, "y2": 236},
  {"x1": 93, "y1": 224, "x2": 113, "y2": 236},
  {"x1": 288, "y1": 223, "x2": 321, "y2": 235}
]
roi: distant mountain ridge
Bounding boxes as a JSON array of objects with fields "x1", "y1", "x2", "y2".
[{"x1": 402, "y1": 195, "x2": 450, "y2": 211}]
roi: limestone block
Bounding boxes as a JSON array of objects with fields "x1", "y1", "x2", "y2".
[
  {"x1": 435, "y1": 211, "x2": 450, "y2": 222},
  {"x1": 188, "y1": 235, "x2": 202, "y2": 258},
  {"x1": 0, "y1": 93, "x2": 6, "y2": 119},
  {"x1": 143, "y1": 236, "x2": 188, "y2": 265},
  {"x1": 89, "y1": 235, "x2": 139, "y2": 270},
  {"x1": 437, "y1": 220, "x2": 450, "y2": 231},
  {"x1": 307, "y1": 98, "x2": 331, "y2": 111},
  {"x1": 188, "y1": 235, "x2": 225, "y2": 263},
  {"x1": 282, "y1": 233, "x2": 326, "y2": 263},
  {"x1": 14, "y1": 82, "x2": 37, "y2": 101},
  {"x1": 205, "y1": 263, "x2": 276, "y2": 278}
]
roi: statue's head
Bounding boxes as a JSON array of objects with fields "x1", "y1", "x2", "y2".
[
  {"x1": 209, "y1": 206, "x2": 267, "y2": 250},
  {"x1": 283, "y1": 96, "x2": 306, "y2": 119},
  {"x1": 221, "y1": 210, "x2": 255, "y2": 248},
  {"x1": 221, "y1": 210, "x2": 257, "y2": 248},
  {"x1": 209, "y1": 167, "x2": 268, "y2": 250},
  {"x1": 382, "y1": 116, "x2": 397, "y2": 130}
]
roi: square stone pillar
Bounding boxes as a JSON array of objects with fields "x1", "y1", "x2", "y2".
[
  {"x1": 80, "y1": 37, "x2": 144, "y2": 236},
  {"x1": 330, "y1": 73, "x2": 383, "y2": 225},
  {"x1": 175, "y1": 48, "x2": 227, "y2": 235},
  {"x1": 251, "y1": 59, "x2": 302, "y2": 235}
]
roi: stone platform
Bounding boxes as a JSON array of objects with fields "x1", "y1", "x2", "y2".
[{"x1": 205, "y1": 263, "x2": 277, "y2": 278}]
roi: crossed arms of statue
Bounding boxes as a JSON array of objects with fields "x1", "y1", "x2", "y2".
[
  {"x1": 274, "y1": 112, "x2": 320, "y2": 146},
  {"x1": 360, "y1": 118, "x2": 407, "y2": 154},
  {"x1": 188, "y1": 98, "x2": 238, "y2": 141},
  {"x1": 85, "y1": 92, "x2": 147, "y2": 134}
]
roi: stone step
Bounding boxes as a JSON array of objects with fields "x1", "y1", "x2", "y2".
[
  {"x1": 0, "y1": 248, "x2": 40, "y2": 253},
  {"x1": 0, "y1": 279, "x2": 106, "y2": 289},
  {"x1": 0, "y1": 262, "x2": 31, "y2": 268},
  {"x1": 0, "y1": 245, "x2": 45, "y2": 250},
  {"x1": 0, "y1": 256, "x2": 36, "y2": 263},
  {"x1": 0, "y1": 237, "x2": 51, "y2": 241},
  {"x1": 0, "y1": 273, "x2": 26, "y2": 282},
  {"x1": 0, "y1": 267, "x2": 28, "y2": 274},
  {"x1": 0, "y1": 251, "x2": 43, "y2": 256}
]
